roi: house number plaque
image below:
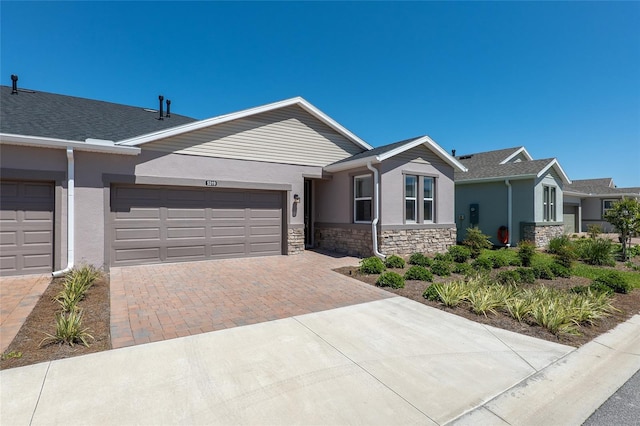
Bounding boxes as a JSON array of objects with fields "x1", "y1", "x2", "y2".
[{"x1": 205, "y1": 180, "x2": 218, "y2": 187}]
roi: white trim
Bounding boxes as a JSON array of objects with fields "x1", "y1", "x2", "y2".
[
  {"x1": 324, "y1": 135, "x2": 468, "y2": 173},
  {"x1": 0, "y1": 133, "x2": 140, "y2": 155},
  {"x1": 536, "y1": 159, "x2": 571, "y2": 185},
  {"x1": 500, "y1": 147, "x2": 533, "y2": 164},
  {"x1": 353, "y1": 174, "x2": 373, "y2": 224},
  {"x1": 116, "y1": 97, "x2": 373, "y2": 151}
]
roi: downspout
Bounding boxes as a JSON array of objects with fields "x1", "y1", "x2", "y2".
[
  {"x1": 52, "y1": 147, "x2": 74, "y2": 277},
  {"x1": 366, "y1": 161, "x2": 386, "y2": 259},
  {"x1": 505, "y1": 179, "x2": 512, "y2": 247}
]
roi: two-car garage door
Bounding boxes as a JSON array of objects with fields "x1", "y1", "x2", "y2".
[{"x1": 110, "y1": 185, "x2": 284, "y2": 267}]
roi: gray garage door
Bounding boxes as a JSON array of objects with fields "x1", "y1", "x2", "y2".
[
  {"x1": 110, "y1": 185, "x2": 283, "y2": 266},
  {"x1": 0, "y1": 180, "x2": 54, "y2": 276},
  {"x1": 563, "y1": 205, "x2": 577, "y2": 234}
]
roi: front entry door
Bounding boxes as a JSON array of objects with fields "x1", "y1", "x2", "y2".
[{"x1": 304, "y1": 179, "x2": 313, "y2": 248}]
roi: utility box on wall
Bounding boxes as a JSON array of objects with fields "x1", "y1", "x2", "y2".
[{"x1": 470, "y1": 203, "x2": 479, "y2": 226}]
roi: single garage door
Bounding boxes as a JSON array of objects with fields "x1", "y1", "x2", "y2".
[
  {"x1": 0, "y1": 180, "x2": 54, "y2": 276},
  {"x1": 563, "y1": 205, "x2": 577, "y2": 234},
  {"x1": 110, "y1": 185, "x2": 283, "y2": 266}
]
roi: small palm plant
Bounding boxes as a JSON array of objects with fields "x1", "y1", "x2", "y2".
[{"x1": 40, "y1": 309, "x2": 94, "y2": 347}]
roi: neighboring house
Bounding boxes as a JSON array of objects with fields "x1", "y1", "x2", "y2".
[
  {"x1": 0, "y1": 81, "x2": 464, "y2": 276},
  {"x1": 563, "y1": 178, "x2": 640, "y2": 233},
  {"x1": 454, "y1": 146, "x2": 570, "y2": 248}
]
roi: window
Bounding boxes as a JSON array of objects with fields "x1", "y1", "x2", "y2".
[
  {"x1": 405, "y1": 175, "x2": 417, "y2": 222},
  {"x1": 543, "y1": 186, "x2": 557, "y2": 221},
  {"x1": 404, "y1": 174, "x2": 436, "y2": 224},
  {"x1": 423, "y1": 176, "x2": 434, "y2": 223},
  {"x1": 354, "y1": 175, "x2": 372, "y2": 223},
  {"x1": 602, "y1": 199, "x2": 617, "y2": 217}
]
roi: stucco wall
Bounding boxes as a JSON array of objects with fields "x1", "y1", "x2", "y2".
[
  {"x1": 533, "y1": 172, "x2": 563, "y2": 223},
  {"x1": 455, "y1": 181, "x2": 508, "y2": 245}
]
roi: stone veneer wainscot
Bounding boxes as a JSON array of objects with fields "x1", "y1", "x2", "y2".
[
  {"x1": 521, "y1": 222, "x2": 564, "y2": 248},
  {"x1": 287, "y1": 226, "x2": 305, "y2": 255}
]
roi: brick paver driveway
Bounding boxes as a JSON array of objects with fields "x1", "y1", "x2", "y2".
[{"x1": 109, "y1": 251, "x2": 392, "y2": 348}]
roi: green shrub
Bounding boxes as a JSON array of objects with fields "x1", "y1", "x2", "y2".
[
  {"x1": 593, "y1": 271, "x2": 631, "y2": 294},
  {"x1": 549, "y1": 262, "x2": 571, "y2": 278},
  {"x1": 466, "y1": 285, "x2": 503, "y2": 316},
  {"x1": 589, "y1": 281, "x2": 615, "y2": 295},
  {"x1": 423, "y1": 284, "x2": 441, "y2": 301},
  {"x1": 360, "y1": 257, "x2": 386, "y2": 274},
  {"x1": 517, "y1": 240, "x2": 537, "y2": 267},
  {"x1": 587, "y1": 224, "x2": 602, "y2": 239},
  {"x1": 532, "y1": 264, "x2": 555, "y2": 280},
  {"x1": 554, "y1": 245, "x2": 577, "y2": 269},
  {"x1": 431, "y1": 260, "x2": 452, "y2": 277},
  {"x1": 548, "y1": 235, "x2": 571, "y2": 254},
  {"x1": 409, "y1": 252, "x2": 432, "y2": 267},
  {"x1": 515, "y1": 267, "x2": 536, "y2": 284},
  {"x1": 472, "y1": 257, "x2": 492, "y2": 272},
  {"x1": 433, "y1": 282, "x2": 467, "y2": 307},
  {"x1": 448, "y1": 245, "x2": 471, "y2": 263},
  {"x1": 376, "y1": 271, "x2": 405, "y2": 289},
  {"x1": 496, "y1": 270, "x2": 522, "y2": 285},
  {"x1": 40, "y1": 310, "x2": 94, "y2": 347},
  {"x1": 579, "y1": 238, "x2": 615, "y2": 266},
  {"x1": 404, "y1": 266, "x2": 433, "y2": 281},
  {"x1": 385, "y1": 255, "x2": 406, "y2": 269},
  {"x1": 55, "y1": 265, "x2": 101, "y2": 312},
  {"x1": 463, "y1": 227, "x2": 493, "y2": 258},
  {"x1": 508, "y1": 256, "x2": 523, "y2": 267},
  {"x1": 452, "y1": 262, "x2": 473, "y2": 275},
  {"x1": 628, "y1": 245, "x2": 640, "y2": 258},
  {"x1": 434, "y1": 252, "x2": 453, "y2": 263},
  {"x1": 487, "y1": 252, "x2": 509, "y2": 269}
]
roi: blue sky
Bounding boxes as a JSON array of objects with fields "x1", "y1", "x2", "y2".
[{"x1": 2, "y1": 1, "x2": 639, "y2": 187}]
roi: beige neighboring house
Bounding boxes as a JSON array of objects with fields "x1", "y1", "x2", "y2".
[
  {"x1": 563, "y1": 178, "x2": 640, "y2": 234},
  {"x1": 0, "y1": 80, "x2": 465, "y2": 276}
]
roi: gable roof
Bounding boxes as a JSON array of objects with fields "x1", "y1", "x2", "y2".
[
  {"x1": 324, "y1": 135, "x2": 467, "y2": 173},
  {"x1": 565, "y1": 178, "x2": 640, "y2": 197},
  {"x1": 0, "y1": 85, "x2": 197, "y2": 142},
  {"x1": 454, "y1": 146, "x2": 571, "y2": 185},
  {"x1": 116, "y1": 97, "x2": 373, "y2": 151}
]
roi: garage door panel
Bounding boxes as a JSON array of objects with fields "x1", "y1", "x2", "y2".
[
  {"x1": 110, "y1": 185, "x2": 283, "y2": 266},
  {"x1": 0, "y1": 180, "x2": 54, "y2": 276}
]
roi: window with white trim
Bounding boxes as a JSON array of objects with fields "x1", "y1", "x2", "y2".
[
  {"x1": 405, "y1": 175, "x2": 417, "y2": 223},
  {"x1": 404, "y1": 174, "x2": 436, "y2": 224},
  {"x1": 354, "y1": 174, "x2": 373, "y2": 223},
  {"x1": 602, "y1": 199, "x2": 617, "y2": 218},
  {"x1": 543, "y1": 186, "x2": 557, "y2": 221}
]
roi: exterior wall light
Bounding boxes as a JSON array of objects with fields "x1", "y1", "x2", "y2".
[{"x1": 293, "y1": 194, "x2": 301, "y2": 204}]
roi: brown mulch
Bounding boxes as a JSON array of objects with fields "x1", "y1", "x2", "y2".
[
  {"x1": 0, "y1": 276, "x2": 111, "y2": 370},
  {"x1": 334, "y1": 265, "x2": 640, "y2": 347}
]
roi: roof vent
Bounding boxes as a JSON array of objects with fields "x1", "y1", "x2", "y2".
[
  {"x1": 158, "y1": 95, "x2": 164, "y2": 120},
  {"x1": 166, "y1": 99, "x2": 171, "y2": 118},
  {"x1": 459, "y1": 155, "x2": 473, "y2": 160},
  {"x1": 11, "y1": 74, "x2": 18, "y2": 94},
  {"x1": 451, "y1": 149, "x2": 456, "y2": 157}
]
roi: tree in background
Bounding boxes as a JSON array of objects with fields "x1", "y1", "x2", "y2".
[{"x1": 603, "y1": 198, "x2": 640, "y2": 261}]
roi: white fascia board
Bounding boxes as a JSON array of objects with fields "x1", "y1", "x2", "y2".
[
  {"x1": 537, "y1": 159, "x2": 571, "y2": 185},
  {"x1": 564, "y1": 190, "x2": 640, "y2": 198},
  {"x1": 323, "y1": 155, "x2": 381, "y2": 173},
  {"x1": 500, "y1": 146, "x2": 533, "y2": 164},
  {"x1": 0, "y1": 133, "x2": 140, "y2": 155},
  {"x1": 117, "y1": 97, "x2": 373, "y2": 151},
  {"x1": 455, "y1": 175, "x2": 537, "y2": 185}
]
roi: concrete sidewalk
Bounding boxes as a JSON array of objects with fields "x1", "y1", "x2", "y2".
[{"x1": 1, "y1": 297, "x2": 638, "y2": 425}]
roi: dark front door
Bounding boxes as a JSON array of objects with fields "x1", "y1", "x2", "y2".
[{"x1": 304, "y1": 179, "x2": 313, "y2": 248}]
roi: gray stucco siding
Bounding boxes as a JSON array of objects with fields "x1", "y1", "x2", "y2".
[
  {"x1": 455, "y1": 181, "x2": 509, "y2": 245},
  {"x1": 533, "y1": 172, "x2": 564, "y2": 223}
]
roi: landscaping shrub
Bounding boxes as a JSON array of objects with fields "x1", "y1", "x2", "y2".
[
  {"x1": 554, "y1": 245, "x2": 577, "y2": 269},
  {"x1": 431, "y1": 259, "x2": 452, "y2": 277},
  {"x1": 385, "y1": 254, "x2": 406, "y2": 269},
  {"x1": 448, "y1": 245, "x2": 471, "y2": 263},
  {"x1": 404, "y1": 266, "x2": 433, "y2": 281},
  {"x1": 409, "y1": 252, "x2": 432, "y2": 267},
  {"x1": 423, "y1": 284, "x2": 441, "y2": 301},
  {"x1": 548, "y1": 235, "x2": 571, "y2": 254},
  {"x1": 549, "y1": 262, "x2": 571, "y2": 278},
  {"x1": 515, "y1": 267, "x2": 536, "y2": 284},
  {"x1": 55, "y1": 264, "x2": 102, "y2": 312},
  {"x1": 487, "y1": 251, "x2": 509, "y2": 269},
  {"x1": 466, "y1": 285, "x2": 503, "y2": 316},
  {"x1": 517, "y1": 240, "x2": 537, "y2": 267},
  {"x1": 628, "y1": 244, "x2": 640, "y2": 258},
  {"x1": 452, "y1": 262, "x2": 473, "y2": 275},
  {"x1": 40, "y1": 310, "x2": 94, "y2": 347},
  {"x1": 587, "y1": 224, "x2": 602, "y2": 239},
  {"x1": 578, "y1": 238, "x2": 615, "y2": 266},
  {"x1": 593, "y1": 271, "x2": 631, "y2": 294},
  {"x1": 376, "y1": 271, "x2": 405, "y2": 289},
  {"x1": 360, "y1": 256, "x2": 386, "y2": 274},
  {"x1": 508, "y1": 256, "x2": 523, "y2": 267},
  {"x1": 432, "y1": 281, "x2": 467, "y2": 307},
  {"x1": 532, "y1": 264, "x2": 555, "y2": 280},
  {"x1": 434, "y1": 252, "x2": 453, "y2": 263},
  {"x1": 462, "y1": 227, "x2": 493, "y2": 258},
  {"x1": 471, "y1": 257, "x2": 492, "y2": 272},
  {"x1": 496, "y1": 270, "x2": 522, "y2": 285}
]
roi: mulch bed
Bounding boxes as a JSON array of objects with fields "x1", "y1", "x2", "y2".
[
  {"x1": 334, "y1": 265, "x2": 640, "y2": 347},
  {"x1": 0, "y1": 276, "x2": 111, "y2": 370}
]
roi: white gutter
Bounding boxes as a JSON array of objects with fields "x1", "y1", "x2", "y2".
[
  {"x1": 52, "y1": 147, "x2": 75, "y2": 277},
  {"x1": 505, "y1": 179, "x2": 512, "y2": 247},
  {"x1": 366, "y1": 161, "x2": 386, "y2": 260},
  {"x1": 0, "y1": 133, "x2": 140, "y2": 155}
]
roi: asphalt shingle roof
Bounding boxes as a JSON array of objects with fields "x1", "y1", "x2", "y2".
[
  {"x1": 566, "y1": 178, "x2": 640, "y2": 196},
  {"x1": 326, "y1": 136, "x2": 424, "y2": 166},
  {"x1": 0, "y1": 85, "x2": 197, "y2": 142},
  {"x1": 455, "y1": 157, "x2": 557, "y2": 182},
  {"x1": 455, "y1": 147, "x2": 523, "y2": 169}
]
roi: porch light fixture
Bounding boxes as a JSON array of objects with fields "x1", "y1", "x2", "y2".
[{"x1": 293, "y1": 194, "x2": 301, "y2": 203}]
